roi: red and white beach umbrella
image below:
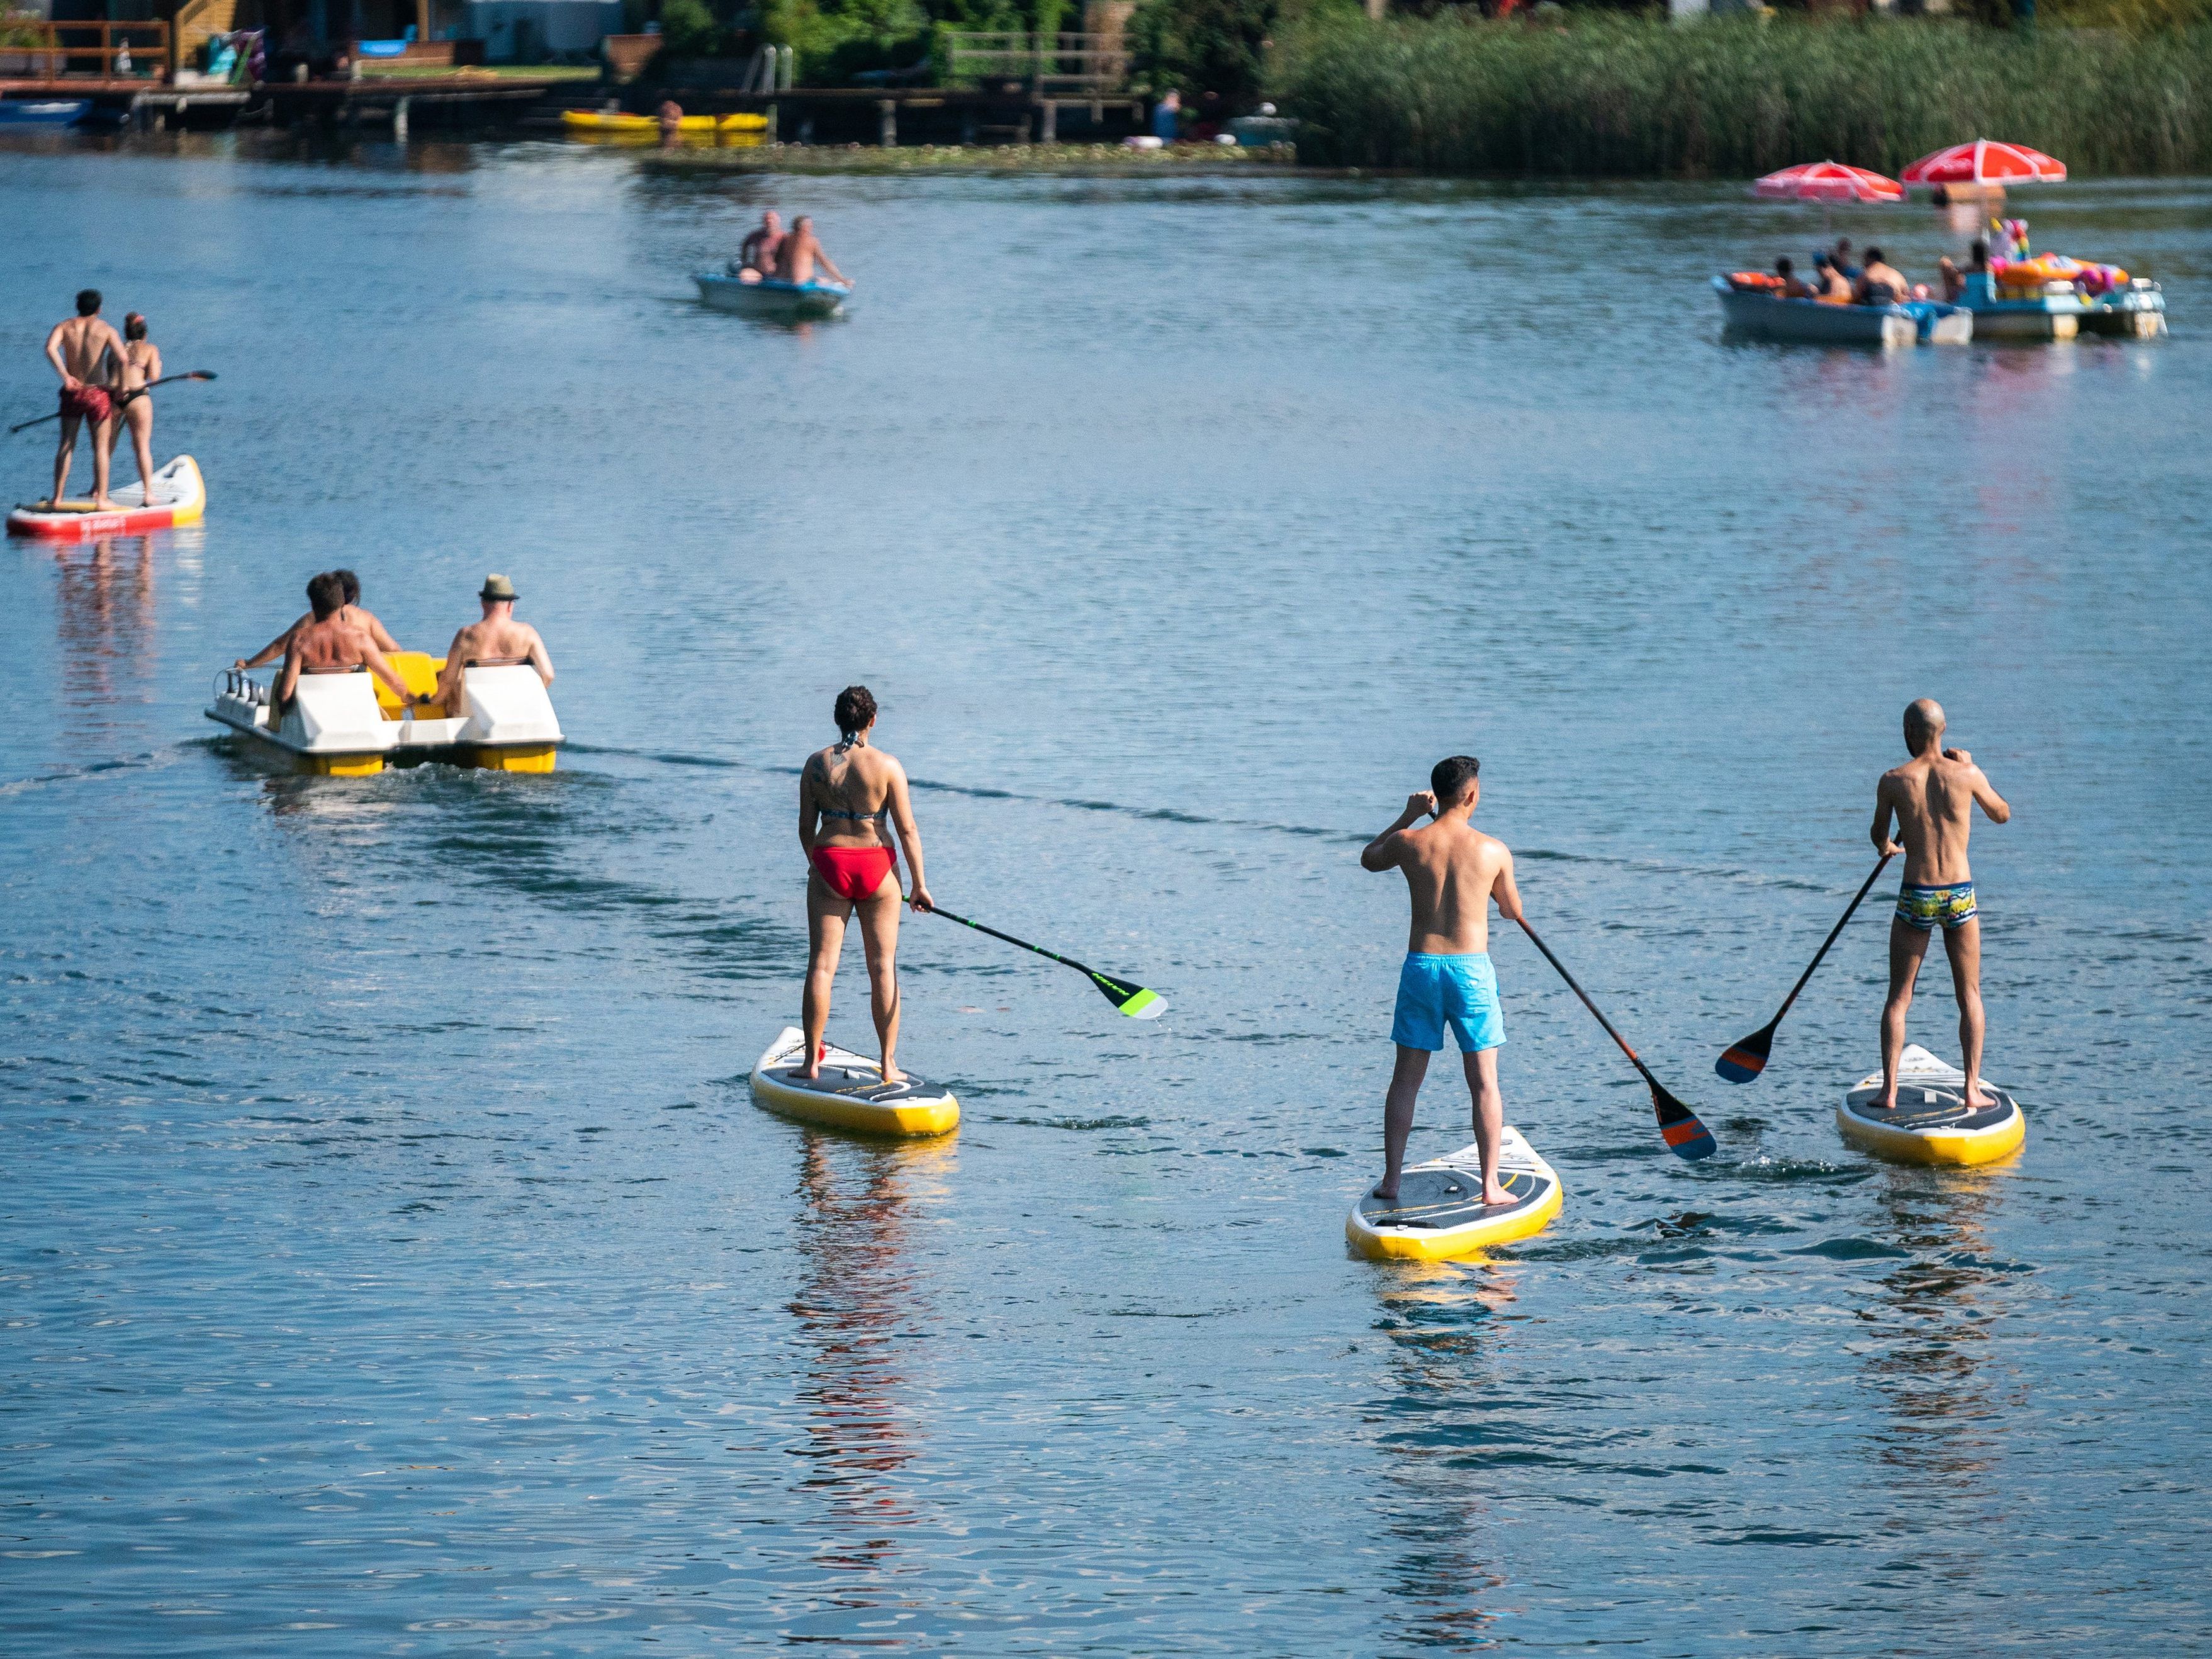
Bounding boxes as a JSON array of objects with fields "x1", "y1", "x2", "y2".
[
  {"x1": 1900, "y1": 140, "x2": 2067, "y2": 186},
  {"x1": 1751, "y1": 160, "x2": 1906, "y2": 204}
]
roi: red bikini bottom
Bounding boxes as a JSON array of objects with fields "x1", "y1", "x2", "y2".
[{"x1": 811, "y1": 845, "x2": 895, "y2": 903}]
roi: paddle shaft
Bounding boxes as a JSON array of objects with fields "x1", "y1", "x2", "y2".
[
  {"x1": 928, "y1": 905, "x2": 1103, "y2": 979},
  {"x1": 1762, "y1": 853, "x2": 1894, "y2": 1026},
  {"x1": 10, "y1": 371, "x2": 214, "y2": 435},
  {"x1": 1515, "y1": 916, "x2": 1662, "y2": 1089}
]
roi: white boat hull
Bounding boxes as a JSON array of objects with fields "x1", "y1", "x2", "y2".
[{"x1": 206, "y1": 658, "x2": 562, "y2": 776}]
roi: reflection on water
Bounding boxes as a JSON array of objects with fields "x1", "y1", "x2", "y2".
[
  {"x1": 787, "y1": 1134, "x2": 945, "y2": 1584},
  {"x1": 1857, "y1": 1167, "x2": 2019, "y2": 1491},
  {"x1": 53, "y1": 536, "x2": 156, "y2": 729}
]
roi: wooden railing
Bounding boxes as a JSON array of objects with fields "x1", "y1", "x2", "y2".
[
  {"x1": 942, "y1": 31, "x2": 1130, "y2": 95},
  {"x1": 0, "y1": 20, "x2": 172, "y2": 81}
]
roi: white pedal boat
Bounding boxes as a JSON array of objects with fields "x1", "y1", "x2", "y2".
[{"x1": 205, "y1": 651, "x2": 562, "y2": 776}]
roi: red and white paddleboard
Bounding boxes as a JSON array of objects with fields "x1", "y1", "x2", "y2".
[{"x1": 8, "y1": 455, "x2": 205, "y2": 541}]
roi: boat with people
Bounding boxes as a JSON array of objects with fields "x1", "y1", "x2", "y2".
[
  {"x1": 1953, "y1": 266, "x2": 2167, "y2": 340},
  {"x1": 8, "y1": 454, "x2": 205, "y2": 541},
  {"x1": 205, "y1": 650, "x2": 562, "y2": 776},
  {"x1": 1713, "y1": 274, "x2": 1972, "y2": 347},
  {"x1": 695, "y1": 272, "x2": 851, "y2": 320}
]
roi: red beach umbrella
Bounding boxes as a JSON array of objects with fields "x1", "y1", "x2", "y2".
[
  {"x1": 1901, "y1": 140, "x2": 2067, "y2": 186},
  {"x1": 1751, "y1": 161, "x2": 1906, "y2": 204}
]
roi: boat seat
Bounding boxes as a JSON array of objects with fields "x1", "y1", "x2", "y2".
[{"x1": 376, "y1": 651, "x2": 448, "y2": 720}]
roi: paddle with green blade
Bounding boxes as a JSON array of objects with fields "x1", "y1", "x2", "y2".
[
  {"x1": 1515, "y1": 915, "x2": 1715, "y2": 1161},
  {"x1": 1716, "y1": 852, "x2": 1892, "y2": 1084},
  {"x1": 927, "y1": 905, "x2": 1165, "y2": 1020},
  {"x1": 10, "y1": 371, "x2": 218, "y2": 435}
]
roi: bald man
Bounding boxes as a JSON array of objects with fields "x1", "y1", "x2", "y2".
[{"x1": 1870, "y1": 699, "x2": 2013, "y2": 1108}]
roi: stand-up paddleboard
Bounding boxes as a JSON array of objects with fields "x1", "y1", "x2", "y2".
[
  {"x1": 1346, "y1": 1126, "x2": 1563, "y2": 1261},
  {"x1": 8, "y1": 455, "x2": 205, "y2": 541},
  {"x1": 1838, "y1": 1043, "x2": 2025, "y2": 1166},
  {"x1": 749, "y1": 1025, "x2": 959, "y2": 1137}
]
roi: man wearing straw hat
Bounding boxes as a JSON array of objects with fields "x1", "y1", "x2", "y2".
[{"x1": 434, "y1": 574, "x2": 555, "y2": 714}]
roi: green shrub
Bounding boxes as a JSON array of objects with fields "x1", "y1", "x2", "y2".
[
  {"x1": 1275, "y1": 13, "x2": 2212, "y2": 176},
  {"x1": 658, "y1": 0, "x2": 727, "y2": 55}
]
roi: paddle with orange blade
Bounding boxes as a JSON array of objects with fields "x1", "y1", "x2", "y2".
[
  {"x1": 1716, "y1": 853, "x2": 1892, "y2": 1084},
  {"x1": 1515, "y1": 916, "x2": 1715, "y2": 1161}
]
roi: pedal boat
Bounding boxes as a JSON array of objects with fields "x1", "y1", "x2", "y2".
[
  {"x1": 1952, "y1": 271, "x2": 2167, "y2": 340},
  {"x1": 1713, "y1": 277, "x2": 1972, "y2": 347},
  {"x1": 8, "y1": 455, "x2": 205, "y2": 541},
  {"x1": 694, "y1": 272, "x2": 851, "y2": 320},
  {"x1": 205, "y1": 651, "x2": 561, "y2": 777}
]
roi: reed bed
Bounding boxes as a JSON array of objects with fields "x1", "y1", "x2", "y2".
[{"x1": 1275, "y1": 15, "x2": 2212, "y2": 176}]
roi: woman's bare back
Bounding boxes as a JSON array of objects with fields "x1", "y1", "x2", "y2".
[{"x1": 808, "y1": 743, "x2": 899, "y2": 844}]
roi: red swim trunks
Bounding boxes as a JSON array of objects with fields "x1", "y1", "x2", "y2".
[
  {"x1": 811, "y1": 845, "x2": 895, "y2": 903},
  {"x1": 59, "y1": 384, "x2": 112, "y2": 424}
]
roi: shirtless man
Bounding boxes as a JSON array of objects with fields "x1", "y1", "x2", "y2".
[
  {"x1": 1813, "y1": 253, "x2": 1855, "y2": 303},
  {"x1": 1360, "y1": 755, "x2": 1525, "y2": 1206},
  {"x1": 274, "y1": 571, "x2": 424, "y2": 720},
  {"x1": 1871, "y1": 699, "x2": 2013, "y2": 1109},
  {"x1": 1775, "y1": 256, "x2": 1817, "y2": 301},
  {"x1": 734, "y1": 210, "x2": 785, "y2": 284},
  {"x1": 431, "y1": 574, "x2": 554, "y2": 714},
  {"x1": 779, "y1": 216, "x2": 850, "y2": 288},
  {"x1": 43, "y1": 290, "x2": 125, "y2": 510},
  {"x1": 237, "y1": 569, "x2": 400, "y2": 670},
  {"x1": 104, "y1": 313, "x2": 162, "y2": 506},
  {"x1": 1856, "y1": 247, "x2": 1911, "y2": 305},
  {"x1": 797, "y1": 685, "x2": 932, "y2": 1084}
]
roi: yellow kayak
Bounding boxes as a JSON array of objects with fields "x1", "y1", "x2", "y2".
[{"x1": 561, "y1": 109, "x2": 768, "y2": 135}]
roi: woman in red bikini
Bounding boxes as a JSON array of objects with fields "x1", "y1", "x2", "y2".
[{"x1": 798, "y1": 685, "x2": 933, "y2": 1084}]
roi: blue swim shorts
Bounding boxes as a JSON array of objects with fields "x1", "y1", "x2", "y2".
[{"x1": 1392, "y1": 952, "x2": 1506, "y2": 1054}]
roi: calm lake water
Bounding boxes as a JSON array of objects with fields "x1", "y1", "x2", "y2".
[{"x1": 3, "y1": 133, "x2": 2208, "y2": 1654}]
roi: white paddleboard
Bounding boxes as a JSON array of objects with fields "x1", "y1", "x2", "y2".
[
  {"x1": 749, "y1": 1026, "x2": 959, "y2": 1137},
  {"x1": 1345, "y1": 1126, "x2": 1563, "y2": 1261},
  {"x1": 1837, "y1": 1043, "x2": 2024, "y2": 1166}
]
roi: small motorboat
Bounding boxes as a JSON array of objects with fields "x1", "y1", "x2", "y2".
[
  {"x1": 205, "y1": 652, "x2": 563, "y2": 777},
  {"x1": 695, "y1": 272, "x2": 851, "y2": 320},
  {"x1": 0, "y1": 99, "x2": 92, "y2": 128},
  {"x1": 561, "y1": 108, "x2": 768, "y2": 135},
  {"x1": 8, "y1": 455, "x2": 206, "y2": 541},
  {"x1": 1713, "y1": 276, "x2": 1972, "y2": 347}
]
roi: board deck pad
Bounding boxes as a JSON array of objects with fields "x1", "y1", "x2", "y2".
[
  {"x1": 758, "y1": 1059, "x2": 943, "y2": 1105},
  {"x1": 1354, "y1": 1164, "x2": 1554, "y2": 1232},
  {"x1": 1842, "y1": 1083, "x2": 2018, "y2": 1134}
]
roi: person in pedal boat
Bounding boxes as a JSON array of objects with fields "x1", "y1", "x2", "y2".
[
  {"x1": 732, "y1": 210, "x2": 785, "y2": 285},
  {"x1": 236, "y1": 570, "x2": 400, "y2": 671},
  {"x1": 778, "y1": 217, "x2": 850, "y2": 289},
  {"x1": 431, "y1": 574, "x2": 554, "y2": 713},
  {"x1": 1871, "y1": 699, "x2": 2013, "y2": 1111},
  {"x1": 274, "y1": 571, "x2": 427, "y2": 720},
  {"x1": 1360, "y1": 755, "x2": 1524, "y2": 1207},
  {"x1": 797, "y1": 685, "x2": 932, "y2": 1085},
  {"x1": 43, "y1": 289, "x2": 125, "y2": 512},
  {"x1": 103, "y1": 313, "x2": 162, "y2": 509}
]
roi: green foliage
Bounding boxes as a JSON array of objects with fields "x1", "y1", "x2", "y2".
[
  {"x1": 2042, "y1": 0, "x2": 2212, "y2": 28},
  {"x1": 763, "y1": 0, "x2": 930, "y2": 77},
  {"x1": 1129, "y1": 0, "x2": 1288, "y2": 102},
  {"x1": 1276, "y1": 13, "x2": 2212, "y2": 175},
  {"x1": 658, "y1": 0, "x2": 728, "y2": 55}
]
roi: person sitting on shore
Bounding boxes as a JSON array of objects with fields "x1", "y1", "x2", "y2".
[
  {"x1": 732, "y1": 210, "x2": 785, "y2": 285},
  {"x1": 778, "y1": 216, "x2": 850, "y2": 289},
  {"x1": 1775, "y1": 256, "x2": 1817, "y2": 300},
  {"x1": 274, "y1": 571, "x2": 424, "y2": 721},
  {"x1": 237, "y1": 569, "x2": 398, "y2": 671},
  {"x1": 1856, "y1": 247, "x2": 1909, "y2": 306},
  {"x1": 432, "y1": 573, "x2": 554, "y2": 715}
]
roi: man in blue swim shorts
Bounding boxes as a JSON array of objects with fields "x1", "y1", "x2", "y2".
[
  {"x1": 1361, "y1": 755, "x2": 1524, "y2": 1206},
  {"x1": 1872, "y1": 699, "x2": 2013, "y2": 1110}
]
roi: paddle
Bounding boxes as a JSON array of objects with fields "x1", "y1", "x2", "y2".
[
  {"x1": 1717, "y1": 853, "x2": 1893, "y2": 1083},
  {"x1": 1514, "y1": 915, "x2": 1715, "y2": 1161},
  {"x1": 927, "y1": 904, "x2": 1164, "y2": 1020},
  {"x1": 10, "y1": 371, "x2": 217, "y2": 435}
]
